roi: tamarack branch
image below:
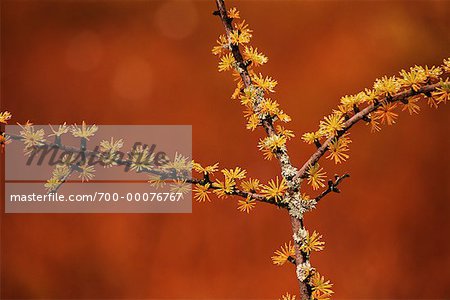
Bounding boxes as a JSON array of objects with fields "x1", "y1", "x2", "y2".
[{"x1": 0, "y1": 0, "x2": 449, "y2": 299}]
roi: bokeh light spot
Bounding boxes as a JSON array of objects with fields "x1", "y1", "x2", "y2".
[
  {"x1": 65, "y1": 31, "x2": 103, "y2": 72},
  {"x1": 154, "y1": 0, "x2": 198, "y2": 40},
  {"x1": 112, "y1": 57, "x2": 153, "y2": 101}
]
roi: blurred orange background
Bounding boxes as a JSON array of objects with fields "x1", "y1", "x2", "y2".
[{"x1": 1, "y1": 0, "x2": 449, "y2": 299}]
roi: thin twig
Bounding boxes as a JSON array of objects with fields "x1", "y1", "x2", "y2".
[
  {"x1": 214, "y1": 0, "x2": 293, "y2": 171},
  {"x1": 314, "y1": 174, "x2": 350, "y2": 203},
  {"x1": 9, "y1": 133, "x2": 279, "y2": 206}
]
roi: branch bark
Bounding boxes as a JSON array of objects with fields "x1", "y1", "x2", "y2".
[
  {"x1": 214, "y1": 1, "x2": 311, "y2": 298},
  {"x1": 295, "y1": 83, "x2": 441, "y2": 181}
]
